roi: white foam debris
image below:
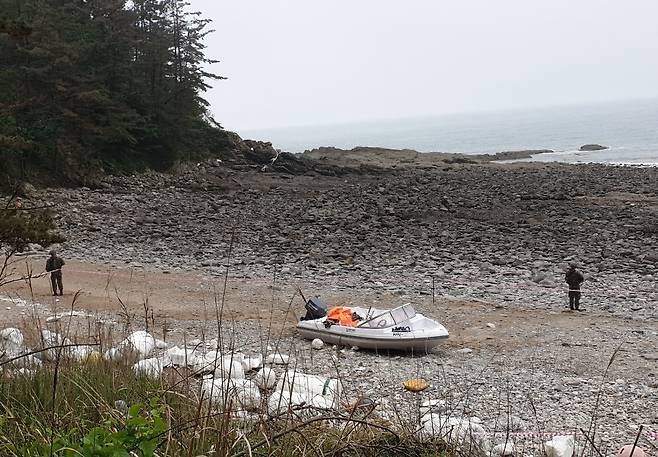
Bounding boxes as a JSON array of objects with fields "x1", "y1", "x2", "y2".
[
  {"x1": 266, "y1": 353, "x2": 290, "y2": 365},
  {"x1": 133, "y1": 357, "x2": 167, "y2": 378},
  {"x1": 253, "y1": 367, "x2": 277, "y2": 390},
  {"x1": 0, "y1": 328, "x2": 24, "y2": 358}
]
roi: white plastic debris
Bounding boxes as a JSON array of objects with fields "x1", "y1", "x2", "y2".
[
  {"x1": 104, "y1": 347, "x2": 122, "y2": 361},
  {"x1": 154, "y1": 339, "x2": 168, "y2": 349},
  {"x1": 14, "y1": 367, "x2": 34, "y2": 377},
  {"x1": 544, "y1": 435, "x2": 574, "y2": 457},
  {"x1": 41, "y1": 329, "x2": 72, "y2": 361},
  {"x1": 187, "y1": 338, "x2": 202, "y2": 347},
  {"x1": 0, "y1": 328, "x2": 24, "y2": 357},
  {"x1": 253, "y1": 367, "x2": 277, "y2": 390},
  {"x1": 276, "y1": 370, "x2": 342, "y2": 407},
  {"x1": 11, "y1": 354, "x2": 42, "y2": 368},
  {"x1": 420, "y1": 415, "x2": 489, "y2": 452},
  {"x1": 267, "y1": 390, "x2": 308, "y2": 415},
  {"x1": 267, "y1": 390, "x2": 334, "y2": 416},
  {"x1": 491, "y1": 440, "x2": 515, "y2": 457},
  {"x1": 229, "y1": 379, "x2": 261, "y2": 410},
  {"x1": 133, "y1": 357, "x2": 166, "y2": 378},
  {"x1": 311, "y1": 338, "x2": 324, "y2": 350},
  {"x1": 419, "y1": 399, "x2": 445, "y2": 417},
  {"x1": 107, "y1": 330, "x2": 155, "y2": 361},
  {"x1": 46, "y1": 310, "x2": 88, "y2": 323},
  {"x1": 123, "y1": 331, "x2": 155, "y2": 359},
  {"x1": 70, "y1": 345, "x2": 94, "y2": 362},
  {"x1": 166, "y1": 346, "x2": 201, "y2": 367},
  {"x1": 242, "y1": 354, "x2": 263, "y2": 371},
  {"x1": 266, "y1": 353, "x2": 290, "y2": 365},
  {"x1": 214, "y1": 359, "x2": 245, "y2": 380},
  {"x1": 201, "y1": 378, "x2": 261, "y2": 411}
]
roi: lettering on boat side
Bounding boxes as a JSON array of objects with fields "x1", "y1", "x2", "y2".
[{"x1": 392, "y1": 326, "x2": 411, "y2": 333}]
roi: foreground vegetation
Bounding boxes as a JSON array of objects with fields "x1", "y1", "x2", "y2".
[{"x1": 0, "y1": 352, "x2": 449, "y2": 456}]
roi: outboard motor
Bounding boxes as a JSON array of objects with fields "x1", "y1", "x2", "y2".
[{"x1": 301, "y1": 296, "x2": 328, "y2": 321}]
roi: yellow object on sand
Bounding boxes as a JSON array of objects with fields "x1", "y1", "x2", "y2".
[
  {"x1": 86, "y1": 351, "x2": 103, "y2": 364},
  {"x1": 402, "y1": 378, "x2": 429, "y2": 392}
]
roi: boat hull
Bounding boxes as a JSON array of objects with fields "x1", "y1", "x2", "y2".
[{"x1": 297, "y1": 325, "x2": 448, "y2": 352}]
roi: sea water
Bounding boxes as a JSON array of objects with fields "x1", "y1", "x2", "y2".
[{"x1": 240, "y1": 98, "x2": 658, "y2": 165}]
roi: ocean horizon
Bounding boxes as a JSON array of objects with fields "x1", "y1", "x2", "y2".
[{"x1": 239, "y1": 98, "x2": 658, "y2": 165}]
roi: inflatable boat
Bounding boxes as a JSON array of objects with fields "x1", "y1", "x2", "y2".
[{"x1": 297, "y1": 298, "x2": 449, "y2": 352}]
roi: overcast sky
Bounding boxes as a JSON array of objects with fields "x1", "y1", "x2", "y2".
[{"x1": 191, "y1": 0, "x2": 658, "y2": 131}]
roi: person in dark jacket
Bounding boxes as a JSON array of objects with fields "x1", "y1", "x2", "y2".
[
  {"x1": 565, "y1": 263, "x2": 584, "y2": 311},
  {"x1": 46, "y1": 250, "x2": 65, "y2": 296}
]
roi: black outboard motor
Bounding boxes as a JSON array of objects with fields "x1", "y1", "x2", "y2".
[{"x1": 301, "y1": 296, "x2": 328, "y2": 321}]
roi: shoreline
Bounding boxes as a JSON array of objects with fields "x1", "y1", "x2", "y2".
[
  {"x1": 2, "y1": 157, "x2": 657, "y2": 448},
  {"x1": 301, "y1": 145, "x2": 658, "y2": 167}
]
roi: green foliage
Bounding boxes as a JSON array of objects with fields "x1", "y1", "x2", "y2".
[
  {"x1": 0, "y1": 207, "x2": 64, "y2": 253},
  {"x1": 0, "y1": 0, "x2": 225, "y2": 185},
  {"x1": 48, "y1": 401, "x2": 167, "y2": 457}
]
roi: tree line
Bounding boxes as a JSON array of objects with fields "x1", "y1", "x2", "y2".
[{"x1": 0, "y1": 0, "x2": 228, "y2": 187}]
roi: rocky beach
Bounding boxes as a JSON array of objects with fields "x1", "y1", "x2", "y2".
[{"x1": 2, "y1": 149, "x2": 657, "y2": 454}]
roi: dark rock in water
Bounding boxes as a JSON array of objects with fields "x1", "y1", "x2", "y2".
[
  {"x1": 484, "y1": 149, "x2": 554, "y2": 161},
  {"x1": 579, "y1": 144, "x2": 608, "y2": 151}
]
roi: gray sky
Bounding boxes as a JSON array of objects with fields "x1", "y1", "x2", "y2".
[{"x1": 191, "y1": 0, "x2": 658, "y2": 131}]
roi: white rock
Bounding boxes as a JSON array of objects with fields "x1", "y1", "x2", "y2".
[
  {"x1": 544, "y1": 435, "x2": 574, "y2": 457},
  {"x1": 253, "y1": 367, "x2": 277, "y2": 390},
  {"x1": 266, "y1": 353, "x2": 290, "y2": 365},
  {"x1": 311, "y1": 338, "x2": 324, "y2": 350},
  {"x1": 486, "y1": 322, "x2": 496, "y2": 329}
]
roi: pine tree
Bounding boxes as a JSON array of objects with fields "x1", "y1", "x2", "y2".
[{"x1": 0, "y1": 0, "x2": 224, "y2": 184}]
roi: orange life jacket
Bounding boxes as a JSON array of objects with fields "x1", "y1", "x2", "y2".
[{"x1": 326, "y1": 307, "x2": 358, "y2": 327}]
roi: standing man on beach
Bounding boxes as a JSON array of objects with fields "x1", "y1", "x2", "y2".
[
  {"x1": 46, "y1": 250, "x2": 65, "y2": 296},
  {"x1": 565, "y1": 263, "x2": 584, "y2": 311}
]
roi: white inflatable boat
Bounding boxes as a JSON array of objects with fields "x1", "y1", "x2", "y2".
[{"x1": 297, "y1": 299, "x2": 449, "y2": 352}]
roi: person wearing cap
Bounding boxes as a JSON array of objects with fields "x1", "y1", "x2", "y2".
[
  {"x1": 565, "y1": 263, "x2": 584, "y2": 311},
  {"x1": 46, "y1": 250, "x2": 65, "y2": 296}
]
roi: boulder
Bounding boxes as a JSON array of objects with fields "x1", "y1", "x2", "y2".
[{"x1": 579, "y1": 144, "x2": 608, "y2": 151}]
